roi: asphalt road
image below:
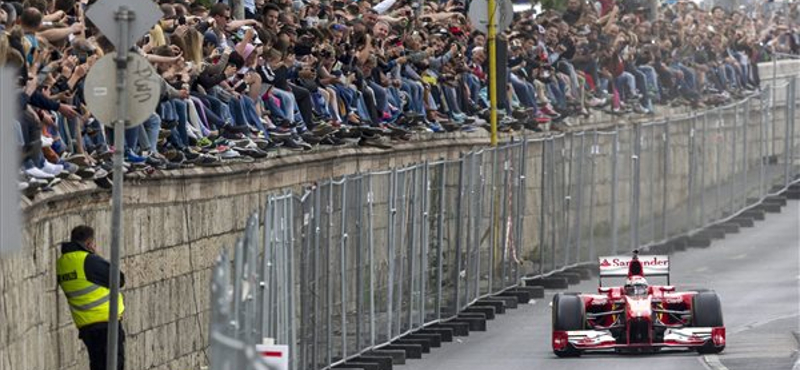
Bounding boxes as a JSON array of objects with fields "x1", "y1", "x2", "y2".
[{"x1": 402, "y1": 201, "x2": 800, "y2": 370}]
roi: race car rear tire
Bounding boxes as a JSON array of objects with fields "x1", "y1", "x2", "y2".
[
  {"x1": 552, "y1": 294, "x2": 584, "y2": 357},
  {"x1": 692, "y1": 292, "x2": 725, "y2": 354}
]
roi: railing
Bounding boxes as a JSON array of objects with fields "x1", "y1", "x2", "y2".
[{"x1": 208, "y1": 74, "x2": 799, "y2": 370}]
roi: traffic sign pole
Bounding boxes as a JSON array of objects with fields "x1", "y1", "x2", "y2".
[
  {"x1": 107, "y1": 7, "x2": 133, "y2": 370},
  {"x1": 488, "y1": 0, "x2": 498, "y2": 147}
]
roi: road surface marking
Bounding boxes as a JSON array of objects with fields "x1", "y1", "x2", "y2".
[{"x1": 702, "y1": 355, "x2": 729, "y2": 370}]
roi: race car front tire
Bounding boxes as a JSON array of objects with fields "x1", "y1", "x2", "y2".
[
  {"x1": 552, "y1": 293, "x2": 584, "y2": 357},
  {"x1": 692, "y1": 292, "x2": 725, "y2": 354}
]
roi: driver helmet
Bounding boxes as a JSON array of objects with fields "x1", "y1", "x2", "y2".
[{"x1": 625, "y1": 276, "x2": 649, "y2": 296}]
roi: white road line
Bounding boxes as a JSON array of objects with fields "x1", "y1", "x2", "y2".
[
  {"x1": 793, "y1": 357, "x2": 800, "y2": 370},
  {"x1": 702, "y1": 355, "x2": 730, "y2": 370},
  {"x1": 730, "y1": 313, "x2": 800, "y2": 335}
]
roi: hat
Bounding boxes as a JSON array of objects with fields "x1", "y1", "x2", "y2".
[{"x1": 204, "y1": 31, "x2": 219, "y2": 48}]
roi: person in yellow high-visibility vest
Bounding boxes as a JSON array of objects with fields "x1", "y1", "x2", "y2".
[{"x1": 57, "y1": 226, "x2": 126, "y2": 370}]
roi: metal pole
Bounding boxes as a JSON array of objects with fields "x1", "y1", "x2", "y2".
[
  {"x1": 107, "y1": 7, "x2": 132, "y2": 370},
  {"x1": 436, "y1": 162, "x2": 445, "y2": 320},
  {"x1": 538, "y1": 141, "x2": 547, "y2": 275},
  {"x1": 662, "y1": 121, "x2": 670, "y2": 238},
  {"x1": 488, "y1": 0, "x2": 498, "y2": 146},
  {"x1": 588, "y1": 132, "x2": 597, "y2": 260},
  {"x1": 611, "y1": 131, "x2": 619, "y2": 254},
  {"x1": 515, "y1": 139, "x2": 527, "y2": 284}
]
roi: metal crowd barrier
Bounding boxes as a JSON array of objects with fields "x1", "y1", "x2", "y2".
[{"x1": 208, "y1": 75, "x2": 799, "y2": 370}]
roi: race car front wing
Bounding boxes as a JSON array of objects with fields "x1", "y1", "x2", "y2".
[{"x1": 553, "y1": 327, "x2": 725, "y2": 351}]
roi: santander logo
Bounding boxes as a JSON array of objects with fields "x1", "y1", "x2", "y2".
[{"x1": 603, "y1": 257, "x2": 668, "y2": 268}]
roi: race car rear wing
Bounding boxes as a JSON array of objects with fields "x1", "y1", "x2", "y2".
[{"x1": 598, "y1": 254, "x2": 670, "y2": 286}]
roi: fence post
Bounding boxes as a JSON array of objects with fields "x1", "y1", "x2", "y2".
[
  {"x1": 436, "y1": 162, "x2": 446, "y2": 321},
  {"x1": 611, "y1": 130, "x2": 619, "y2": 254},
  {"x1": 575, "y1": 134, "x2": 586, "y2": 264},
  {"x1": 662, "y1": 120, "x2": 670, "y2": 239},
  {"x1": 408, "y1": 168, "x2": 418, "y2": 330},
  {"x1": 339, "y1": 179, "x2": 348, "y2": 358},
  {"x1": 538, "y1": 140, "x2": 547, "y2": 275},
  {"x1": 631, "y1": 125, "x2": 641, "y2": 250},
  {"x1": 588, "y1": 132, "x2": 598, "y2": 261},
  {"x1": 420, "y1": 162, "x2": 430, "y2": 327},
  {"x1": 515, "y1": 139, "x2": 528, "y2": 283},
  {"x1": 355, "y1": 176, "x2": 364, "y2": 350},
  {"x1": 700, "y1": 115, "x2": 707, "y2": 224},
  {"x1": 785, "y1": 78, "x2": 795, "y2": 188},
  {"x1": 687, "y1": 115, "x2": 696, "y2": 229},
  {"x1": 367, "y1": 174, "x2": 376, "y2": 347},
  {"x1": 386, "y1": 170, "x2": 396, "y2": 339},
  {"x1": 454, "y1": 158, "x2": 465, "y2": 312},
  {"x1": 313, "y1": 187, "x2": 322, "y2": 368}
]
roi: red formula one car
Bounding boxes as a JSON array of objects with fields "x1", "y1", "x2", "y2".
[{"x1": 551, "y1": 251, "x2": 725, "y2": 357}]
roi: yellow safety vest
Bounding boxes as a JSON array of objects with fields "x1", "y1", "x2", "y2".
[{"x1": 56, "y1": 251, "x2": 125, "y2": 329}]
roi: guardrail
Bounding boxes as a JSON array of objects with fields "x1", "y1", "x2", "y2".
[{"x1": 207, "y1": 74, "x2": 799, "y2": 370}]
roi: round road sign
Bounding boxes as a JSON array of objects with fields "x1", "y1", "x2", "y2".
[{"x1": 84, "y1": 52, "x2": 161, "y2": 128}]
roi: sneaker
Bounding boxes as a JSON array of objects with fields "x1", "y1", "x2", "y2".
[
  {"x1": 76, "y1": 167, "x2": 97, "y2": 179},
  {"x1": 194, "y1": 154, "x2": 220, "y2": 167},
  {"x1": 320, "y1": 135, "x2": 346, "y2": 146},
  {"x1": 428, "y1": 122, "x2": 445, "y2": 133},
  {"x1": 41, "y1": 161, "x2": 65, "y2": 176},
  {"x1": 282, "y1": 138, "x2": 312, "y2": 151},
  {"x1": 233, "y1": 146, "x2": 268, "y2": 159},
  {"x1": 219, "y1": 150, "x2": 241, "y2": 159},
  {"x1": 311, "y1": 123, "x2": 337, "y2": 137},
  {"x1": 25, "y1": 167, "x2": 55, "y2": 179},
  {"x1": 253, "y1": 139, "x2": 281, "y2": 151},
  {"x1": 145, "y1": 156, "x2": 166, "y2": 167},
  {"x1": 300, "y1": 132, "x2": 323, "y2": 145},
  {"x1": 540, "y1": 104, "x2": 561, "y2": 118},
  {"x1": 125, "y1": 151, "x2": 147, "y2": 164},
  {"x1": 360, "y1": 133, "x2": 393, "y2": 149},
  {"x1": 183, "y1": 148, "x2": 201, "y2": 161},
  {"x1": 163, "y1": 150, "x2": 186, "y2": 164},
  {"x1": 197, "y1": 137, "x2": 213, "y2": 148}
]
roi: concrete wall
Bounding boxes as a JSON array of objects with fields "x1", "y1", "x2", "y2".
[{"x1": 1, "y1": 61, "x2": 798, "y2": 370}]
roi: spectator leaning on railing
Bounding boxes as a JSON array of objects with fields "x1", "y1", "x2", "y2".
[{"x1": 5, "y1": 0, "x2": 798, "y2": 199}]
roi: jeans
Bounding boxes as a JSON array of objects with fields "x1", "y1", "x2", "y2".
[
  {"x1": 401, "y1": 79, "x2": 425, "y2": 115},
  {"x1": 510, "y1": 73, "x2": 538, "y2": 109}
]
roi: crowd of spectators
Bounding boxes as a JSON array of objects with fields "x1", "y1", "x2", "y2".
[{"x1": 6, "y1": 0, "x2": 800, "y2": 197}]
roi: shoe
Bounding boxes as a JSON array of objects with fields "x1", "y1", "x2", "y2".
[
  {"x1": 360, "y1": 133, "x2": 393, "y2": 149},
  {"x1": 76, "y1": 167, "x2": 96, "y2": 179},
  {"x1": 540, "y1": 104, "x2": 561, "y2": 118},
  {"x1": 233, "y1": 146, "x2": 268, "y2": 159},
  {"x1": 125, "y1": 151, "x2": 147, "y2": 164},
  {"x1": 461, "y1": 124, "x2": 477, "y2": 133},
  {"x1": 282, "y1": 138, "x2": 312, "y2": 151},
  {"x1": 219, "y1": 150, "x2": 241, "y2": 159},
  {"x1": 145, "y1": 156, "x2": 166, "y2": 167},
  {"x1": 320, "y1": 135, "x2": 346, "y2": 146},
  {"x1": 41, "y1": 161, "x2": 65, "y2": 176},
  {"x1": 253, "y1": 139, "x2": 281, "y2": 151},
  {"x1": 300, "y1": 131, "x2": 323, "y2": 145},
  {"x1": 25, "y1": 167, "x2": 55, "y2": 179},
  {"x1": 194, "y1": 154, "x2": 220, "y2": 166},
  {"x1": 428, "y1": 122, "x2": 445, "y2": 133},
  {"x1": 164, "y1": 150, "x2": 186, "y2": 164},
  {"x1": 183, "y1": 148, "x2": 201, "y2": 161},
  {"x1": 311, "y1": 123, "x2": 337, "y2": 137},
  {"x1": 197, "y1": 137, "x2": 213, "y2": 148}
]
